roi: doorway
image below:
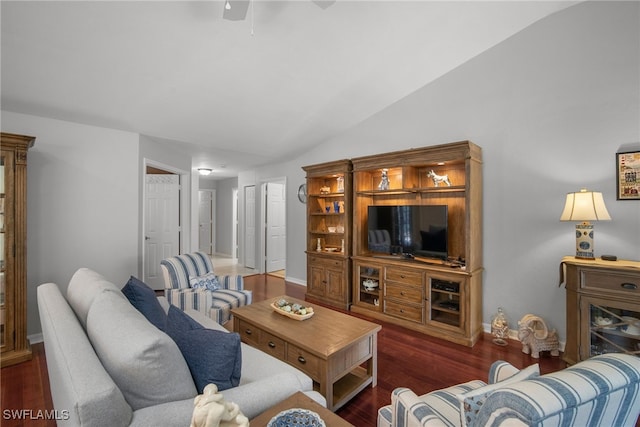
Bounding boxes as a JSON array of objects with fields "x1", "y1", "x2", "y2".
[
  {"x1": 143, "y1": 167, "x2": 181, "y2": 290},
  {"x1": 198, "y1": 190, "x2": 216, "y2": 254},
  {"x1": 261, "y1": 179, "x2": 286, "y2": 275}
]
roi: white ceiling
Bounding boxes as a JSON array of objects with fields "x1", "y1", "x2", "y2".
[{"x1": 1, "y1": 1, "x2": 575, "y2": 179}]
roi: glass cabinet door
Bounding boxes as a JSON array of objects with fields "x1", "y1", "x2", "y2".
[
  {"x1": 355, "y1": 263, "x2": 381, "y2": 310},
  {"x1": 581, "y1": 296, "x2": 640, "y2": 359}
]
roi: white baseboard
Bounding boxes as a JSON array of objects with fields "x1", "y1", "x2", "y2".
[
  {"x1": 28, "y1": 333, "x2": 43, "y2": 345},
  {"x1": 285, "y1": 276, "x2": 307, "y2": 286}
]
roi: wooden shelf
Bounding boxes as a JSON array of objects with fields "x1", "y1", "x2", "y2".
[
  {"x1": 351, "y1": 141, "x2": 483, "y2": 347},
  {"x1": 1, "y1": 133, "x2": 34, "y2": 368},
  {"x1": 303, "y1": 160, "x2": 352, "y2": 310}
]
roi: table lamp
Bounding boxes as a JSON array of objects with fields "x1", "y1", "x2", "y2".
[{"x1": 560, "y1": 188, "x2": 611, "y2": 259}]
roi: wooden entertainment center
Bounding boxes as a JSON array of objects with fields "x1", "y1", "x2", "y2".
[{"x1": 304, "y1": 141, "x2": 483, "y2": 346}]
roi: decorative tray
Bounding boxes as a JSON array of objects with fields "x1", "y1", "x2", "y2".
[
  {"x1": 271, "y1": 298, "x2": 315, "y2": 321},
  {"x1": 267, "y1": 408, "x2": 325, "y2": 427}
]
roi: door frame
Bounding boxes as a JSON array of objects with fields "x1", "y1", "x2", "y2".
[
  {"x1": 141, "y1": 158, "x2": 189, "y2": 283},
  {"x1": 198, "y1": 189, "x2": 216, "y2": 254},
  {"x1": 259, "y1": 177, "x2": 287, "y2": 274}
]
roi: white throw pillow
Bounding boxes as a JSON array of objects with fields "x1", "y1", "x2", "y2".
[
  {"x1": 189, "y1": 273, "x2": 220, "y2": 291},
  {"x1": 86, "y1": 290, "x2": 197, "y2": 410},
  {"x1": 457, "y1": 363, "x2": 539, "y2": 427}
]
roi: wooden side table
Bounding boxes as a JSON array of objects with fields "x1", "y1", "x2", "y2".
[
  {"x1": 250, "y1": 392, "x2": 354, "y2": 427},
  {"x1": 561, "y1": 256, "x2": 640, "y2": 365}
]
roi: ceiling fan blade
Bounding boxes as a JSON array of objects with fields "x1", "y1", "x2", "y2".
[
  {"x1": 223, "y1": 0, "x2": 250, "y2": 21},
  {"x1": 312, "y1": 0, "x2": 336, "y2": 10}
]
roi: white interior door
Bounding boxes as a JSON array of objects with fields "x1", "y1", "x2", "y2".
[
  {"x1": 198, "y1": 190, "x2": 215, "y2": 254},
  {"x1": 266, "y1": 182, "x2": 286, "y2": 272},
  {"x1": 244, "y1": 185, "x2": 256, "y2": 269},
  {"x1": 144, "y1": 174, "x2": 180, "y2": 290}
]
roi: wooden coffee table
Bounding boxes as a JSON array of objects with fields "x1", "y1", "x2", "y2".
[
  {"x1": 232, "y1": 296, "x2": 381, "y2": 411},
  {"x1": 250, "y1": 391, "x2": 354, "y2": 426}
]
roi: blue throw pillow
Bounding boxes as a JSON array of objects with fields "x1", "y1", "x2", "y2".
[
  {"x1": 166, "y1": 305, "x2": 242, "y2": 393},
  {"x1": 121, "y1": 276, "x2": 167, "y2": 331},
  {"x1": 189, "y1": 273, "x2": 220, "y2": 291}
]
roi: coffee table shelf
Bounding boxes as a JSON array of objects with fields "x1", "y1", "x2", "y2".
[{"x1": 232, "y1": 296, "x2": 381, "y2": 411}]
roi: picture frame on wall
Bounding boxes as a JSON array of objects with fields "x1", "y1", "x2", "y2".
[{"x1": 616, "y1": 150, "x2": 640, "y2": 200}]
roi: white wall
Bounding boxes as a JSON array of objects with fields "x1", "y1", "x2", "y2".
[
  {"x1": 251, "y1": 1, "x2": 640, "y2": 340},
  {"x1": 215, "y1": 177, "x2": 238, "y2": 257},
  {"x1": 2, "y1": 111, "x2": 140, "y2": 336}
]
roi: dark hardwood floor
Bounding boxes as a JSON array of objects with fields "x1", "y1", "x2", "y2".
[{"x1": 1, "y1": 274, "x2": 568, "y2": 426}]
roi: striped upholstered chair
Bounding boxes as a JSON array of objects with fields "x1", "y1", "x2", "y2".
[
  {"x1": 378, "y1": 353, "x2": 640, "y2": 427},
  {"x1": 160, "y1": 252, "x2": 252, "y2": 325}
]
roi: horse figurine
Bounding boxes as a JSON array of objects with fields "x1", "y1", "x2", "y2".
[
  {"x1": 378, "y1": 168, "x2": 390, "y2": 190},
  {"x1": 427, "y1": 170, "x2": 451, "y2": 187}
]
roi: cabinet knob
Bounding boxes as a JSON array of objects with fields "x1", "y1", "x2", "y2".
[
  {"x1": 621, "y1": 282, "x2": 638, "y2": 290},
  {"x1": 297, "y1": 356, "x2": 306, "y2": 364},
  {"x1": 268, "y1": 341, "x2": 276, "y2": 348},
  {"x1": 245, "y1": 329, "x2": 252, "y2": 335},
  {"x1": 400, "y1": 291, "x2": 405, "y2": 296}
]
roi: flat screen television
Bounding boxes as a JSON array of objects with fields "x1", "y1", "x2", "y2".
[{"x1": 367, "y1": 205, "x2": 448, "y2": 260}]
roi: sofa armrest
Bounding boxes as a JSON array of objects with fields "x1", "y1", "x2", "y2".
[
  {"x1": 390, "y1": 388, "x2": 447, "y2": 427},
  {"x1": 164, "y1": 288, "x2": 213, "y2": 317},
  {"x1": 477, "y1": 353, "x2": 640, "y2": 427},
  {"x1": 488, "y1": 360, "x2": 521, "y2": 384},
  {"x1": 221, "y1": 372, "x2": 311, "y2": 420},
  {"x1": 215, "y1": 274, "x2": 245, "y2": 291},
  {"x1": 129, "y1": 398, "x2": 194, "y2": 427}
]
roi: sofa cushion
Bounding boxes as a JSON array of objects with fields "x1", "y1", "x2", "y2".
[
  {"x1": 121, "y1": 276, "x2": 167, "y2": 331},
  {"x1": 66, "y1": 268, "x2": 126, "y2": 328},
  {"x1": 166, "y1": 305, "x2": 242, "y2": 393},
  {"x1": 86, "y1": 290, "x2": 196, "y2": 410},
  {"x1": 457, "y1": 363, "x2": 539, "y2": 427},
  {"x1": 189, "y1": 272, "x2": 220, "y2": 291},
  {"x1": 37, "y1": 282, "x2": 133, "y2": 427}
]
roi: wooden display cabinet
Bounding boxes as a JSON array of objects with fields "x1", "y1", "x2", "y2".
[
  {"x1": 350, "y1": 141, "x2": 483, "y2": 346},
  {"x1": 303, "y1": 160, "x2": 352, "y2": 310},
  {"x1": 562, "y1": 256, "x2": 640, "y2": 365},
  {"x1": 1, "y1": 132, "x2": 34, "y2": 367}
]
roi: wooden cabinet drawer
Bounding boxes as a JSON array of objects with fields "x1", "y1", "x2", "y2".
[
  {"x1": 309, "y1": 256, "x2": 345, "y2": 269},
  {"x1": 386, "y1": 268, "x2": 422, "y2": 285},
  {"x1": 286, "y1": 344, "x2": 321, "y2": 381},
  {"x1": 580, "y1": 269, "x2": 640, "y2": 297},
  {"x1": 237, "y1": 319, "x2": 260, "y2": 346},
  {"x1": 258, "y1": 331, "x2": 286, "y2": 359},
  {"x1": 384, "y1": 299, "x2": 423, "y2": 323},
  {"x1": 385, "y1": 282, "x2": 423, "y2": 302}
]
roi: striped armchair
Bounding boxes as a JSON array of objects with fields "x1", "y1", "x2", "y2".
[
  {"x1": 378, "y1": 353, "x2": 640, "y2": 427},
  {"x1": 160, "y1": 252, "x2": 252, "y2": 325}
]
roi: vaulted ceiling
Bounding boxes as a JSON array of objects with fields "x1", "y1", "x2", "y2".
[{"x1": 1, "y1": 1, "x2": 575, "y2": 178}]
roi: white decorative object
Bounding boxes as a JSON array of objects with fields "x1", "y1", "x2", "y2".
[
  {"x1": 490, "y1": 307, "x2": 509, "y2": 346},
  {"x1": 316, "y1": 238, "x2": 322, "y2": 252},
  {"x1": 427, "y1": 170, "x2": 452, "y2": 187},
  {"x1": 341, "y1": 238, "x2": 345, "y2": 253},
  {"x1": 378, "y1": 168, "x2": 390, "y2": 190},
  {"x1": 190, "y1": 384, "x2": 249, "y2": 427},
  {"x1": 517, "y1": 314, "x2": 560, "y2": 358},
  {"x1": 336, "y1": 175, "x2": 344, "y2": 193}
]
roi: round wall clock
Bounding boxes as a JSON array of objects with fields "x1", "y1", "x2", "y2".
[{"x1": 297, "y1": 184, "x2": 307, "y2": 204}]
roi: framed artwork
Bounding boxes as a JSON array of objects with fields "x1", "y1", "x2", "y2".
[{"x1": 616, "y1": 150, "x2": 640, "y2": 200}]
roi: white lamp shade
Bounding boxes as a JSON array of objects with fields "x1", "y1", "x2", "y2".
[{"x1": 560, "y1": 189, "x2": 611, "y2": 222}]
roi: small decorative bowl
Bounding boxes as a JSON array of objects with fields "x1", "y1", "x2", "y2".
[
  {"x1": 267, "y1": 408, "x2": 326, "y2": 427},
  {"x1": 327, "y1": 226, "x2": 337, "y2": 233}
]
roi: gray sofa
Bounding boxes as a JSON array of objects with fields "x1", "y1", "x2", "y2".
[{"x1": 37, "y1": 268, "x2": 323, "y2": 427}]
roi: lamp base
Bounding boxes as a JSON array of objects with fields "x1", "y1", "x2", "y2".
[{"x1": 575, "y1": 222, "x2": 595, "y2": 259}]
